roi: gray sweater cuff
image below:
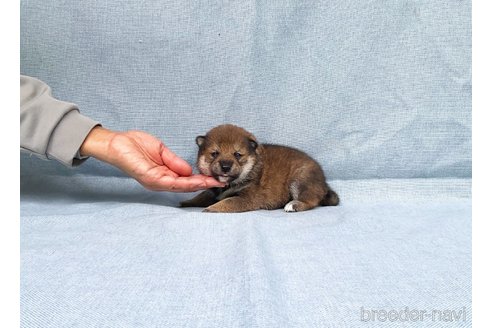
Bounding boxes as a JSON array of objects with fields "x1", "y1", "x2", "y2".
[
  {"x1": 20, "y1": 75, "x2": 100, "y2": 167},
  {"x1": 46, "y1": 111, "x2": 100, "y2": 166}
]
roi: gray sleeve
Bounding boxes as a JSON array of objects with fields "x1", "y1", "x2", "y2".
[{"x1": 20, "y1": 75, "x2": 100, "y2": 167}]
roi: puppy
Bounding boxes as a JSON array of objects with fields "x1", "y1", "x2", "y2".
[{"x1": 180, "y1": 124, "x2": 339, "y2": 213}]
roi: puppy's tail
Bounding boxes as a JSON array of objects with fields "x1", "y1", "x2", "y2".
[{"x1": 320, "y1": 188, "x2": 339, "y2": 206}]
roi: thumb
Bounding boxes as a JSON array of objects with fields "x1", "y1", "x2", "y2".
[{"x1": 160, "y1": 145, "x2": 193, "y2": 177}]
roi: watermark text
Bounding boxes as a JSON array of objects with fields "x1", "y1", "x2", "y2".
[{"x1": 360, "y1": 306, "x2": 468, "y2": 323}]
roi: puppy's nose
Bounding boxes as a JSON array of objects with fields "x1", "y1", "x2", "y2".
[{"x1": 219, "y1": 160, "x2": 233, "y2": 173}]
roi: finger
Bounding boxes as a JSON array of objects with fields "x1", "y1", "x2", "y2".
[
  {"x1": 151, "y1": 175, "x2": 219, "y2": 192},
  {"x1": 159, "y1": 145, "x2": 193, "y2": 177},
  {"x1": 174, "y1": 175, "x2": 226, "y2": 191},
  {"x1": 157, "y1": 166, "x2": 180, "y2": 178},
  {"x1": 196, "y1": 175, "x2": 226, "y2": 188}
]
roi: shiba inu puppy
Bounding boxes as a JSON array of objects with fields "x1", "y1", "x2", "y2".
[{"x1": 180, "y1": 124, "x2": 339, "y2": 212}]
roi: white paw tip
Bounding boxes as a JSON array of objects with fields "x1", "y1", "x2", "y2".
[{"x1": 284, "y1": 202, "x2": 296, "y2": 212}]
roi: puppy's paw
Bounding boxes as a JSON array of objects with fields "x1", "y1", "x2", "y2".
[
  {"x1": 284, "y1": 200, "x2": 301, "y2": 212},
  {"x1": 203, "y1": 203, "x2": 233, "y2": 213},
  {"x1": 203, "y1": 206, "x2": 220, "y2": 213},
  {"x1": 203, "y1": 197, "x2": 252, "y2": 213},
  {"x1": 179, "y1": 200, "x2": 194, "y2": 208},
  {"x1": 284, "y1": 200, "x2": 318, "y2": 212}
]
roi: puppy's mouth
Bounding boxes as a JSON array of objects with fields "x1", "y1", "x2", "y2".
[{"x1": 213, "y1": 174, "x2": 237, "y2": 184}]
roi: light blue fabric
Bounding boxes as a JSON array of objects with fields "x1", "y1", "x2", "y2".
[
  {"x1": 21, "y1": 177, "x2": 471, "y2": 327},
  {"x1": 20, "y1": 0, "x2": 471, "y2": 179},
  {"x1": 20, "y1": 0, "x2": 471, "y2": 327}
]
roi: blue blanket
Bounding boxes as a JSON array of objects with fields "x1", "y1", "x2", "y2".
[{"x1": 21, "y1": 176, "x2": 471, "y2": 327}]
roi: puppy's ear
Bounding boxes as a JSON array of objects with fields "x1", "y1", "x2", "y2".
[
  {"x1": 196, "y1": 136, "x2": 206, "y2": 147},
  {"x1": 248, "y1": 138, "x2": 258, "y2": 151}
]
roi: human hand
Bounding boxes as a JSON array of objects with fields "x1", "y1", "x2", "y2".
[{"x1": 80, "y1": 127, "x2": 225, "y2": 192}]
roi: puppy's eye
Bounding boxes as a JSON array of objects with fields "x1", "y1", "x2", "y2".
[
  {"x1": 211, "y1": 151, "x2": 219, "y2": 159},
  {"x1": 234, "y1": 152, "x2": 242, "y2": 160}
]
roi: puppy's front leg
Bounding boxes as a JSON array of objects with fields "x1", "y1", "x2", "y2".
[
  {"x1": 203, "y1": 196, "x2": 259, "y2": 213},
  {"x1": 180, "y1": 190, "x2": 218, "y2": 208}
]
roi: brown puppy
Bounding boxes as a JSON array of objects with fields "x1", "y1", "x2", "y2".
[{"x1": 180, "y1": 124, "x2": 339, "y2": 213}]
